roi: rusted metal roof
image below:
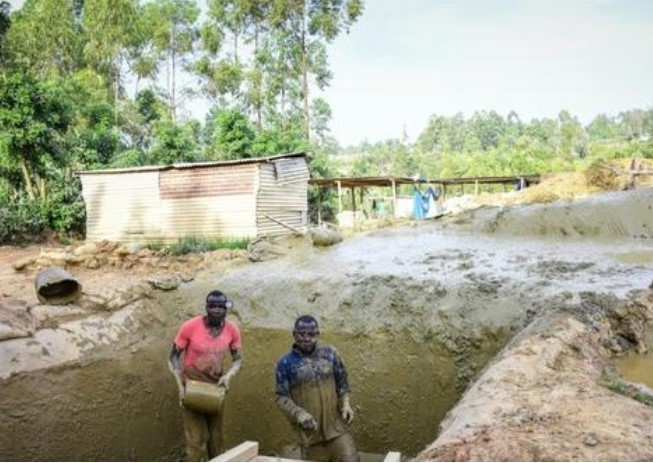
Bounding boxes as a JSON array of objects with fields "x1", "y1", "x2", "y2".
[{"x1": 76, "y1": 152, "x2": 308, "y2": 175}]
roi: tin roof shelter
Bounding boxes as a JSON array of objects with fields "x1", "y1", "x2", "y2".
[{"x1": 77, "y1": 153, "x2": 309, "y2": 243}]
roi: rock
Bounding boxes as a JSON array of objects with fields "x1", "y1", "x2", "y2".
[
  {"x1": 583, "y1": 434, "x2": 599, "y2": 446},
  {"x1": 0, "y1": 321, "x2": 31, "y2": 341},
  {"x1": 84, "y1": 257, "x2": 102, "y2": 269},
  {"x1": 12, "y1": 257, "x2": 35, "y2": 271},
  {"x1": 0, "y1": 298, "x2": 32, "y2": 341},
  {"x1": 310, "y1": 227, "x2": 343, "y2": 247},
  {"x1": 96, "y1": 240, "x2": 119, "y2": 253},
  {"x1": 73, "y1": 243, "x2": 98, "y2": 256},
  {"x1": 30, "y1": 304, "x2": 87, "y2": 330},
  {"x1": 247, "y1": 236, "x2": 287, "y2": 262},
  {"x1": 146, "y1": 275, "x2": 181, "y2": 291}
]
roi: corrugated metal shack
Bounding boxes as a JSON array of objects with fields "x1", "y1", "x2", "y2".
[{"x1": 77, "y1": 153, "x2": 310, "y2": 243}]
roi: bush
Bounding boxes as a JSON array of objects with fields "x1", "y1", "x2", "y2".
[
  {"x1": 0, "y1": 177, "x2": 86, "y2": 244},
  {"x1": 168, "y1": 235, "x2": 250, "y2": 256}
]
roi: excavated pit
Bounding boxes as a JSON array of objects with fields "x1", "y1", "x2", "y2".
[{"x1": 0, "y1": 188, "x2": 651, "y2": 461}]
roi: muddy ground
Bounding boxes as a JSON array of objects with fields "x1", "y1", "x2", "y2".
[{"x1": 0, "y1": 182, "x2": 652, "y2": 461}]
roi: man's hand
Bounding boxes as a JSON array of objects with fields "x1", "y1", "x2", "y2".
[
  {"x1": 341, "y1": 395, "x2": 354, "y2": 424},
  {"x1": 297, "y1": 411, "x2": 317, "y2": 431},
  {"x1": 217, "y1": 374, "x2": 231, "y2": 391}
]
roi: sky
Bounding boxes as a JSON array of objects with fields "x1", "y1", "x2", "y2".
[
  {"x1": 5, "y1": 0, "x2": 653, "y2": 147},
  {"x1": 321, "y1": 0, "x2": 653, "y2": 146}
]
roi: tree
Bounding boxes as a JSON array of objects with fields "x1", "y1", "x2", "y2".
[
  {"x1": 3, "y1": 0, "x2": 82, "y2": 77},
  {"x1": 0, "y1": 1, "x2": 11, "y2": 64},
  {"x1": 270, "y1": 0, "x2": 363, "y2": 140},
  {"x1": 205, "y1": 108, "x2": 256, "y2": 159},
  {"x1": 0, "y1": 73, "x2": 70, "y2": 200},
  {"x1": 149, "y1": 119, "x2": 200, "y2": 164},
  {"x1": 142, "y1": 0, "x2": 199, "y2": 120},
  {"x1": 82, "y1": 0, "x2": 140, "y2": 125}
]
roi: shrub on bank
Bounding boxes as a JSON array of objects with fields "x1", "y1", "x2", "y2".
[{"x1": 167, "y1": 235, "x2": 250, "y2": 256}]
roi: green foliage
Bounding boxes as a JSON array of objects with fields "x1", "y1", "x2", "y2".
[
  {"x1": 0, "y1": 175, "x2": 85, "y2": 244},
  {"x1": 150, "y1": 119, "x2": 200, "y2": 164},
  {"x1": 0, "y1": 72, "x2": 71, "y2": 198},
  {"x1": 600, "y1": 375, "x2": 653, "y2": 407},
  {"x1": 168, "y1": 235, "x2": 250, "y2": 255},
  {"x1": 206, "y1": 108, "x2": 256, "y2": 159}
]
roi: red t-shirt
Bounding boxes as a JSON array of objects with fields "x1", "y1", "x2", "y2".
[{"x1": 173, "y1": 316, "x2": 242, "y2": 382}]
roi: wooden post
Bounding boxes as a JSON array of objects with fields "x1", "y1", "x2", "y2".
[
  {"x1": 337, "y1": 180, "x2": 342, "y2": 226},
  {"x1": 475, "y1": 179, "x2": 479, "y2": 195},
  {"x1": 391, "y1": 179, "x2": 397, "y2": 219},
  {"x1": 350, "y1": 187, "x2": 356, "y2": 224},
  {"x1": 317, "y1": 187, "x2": 322, "y2": 225}
]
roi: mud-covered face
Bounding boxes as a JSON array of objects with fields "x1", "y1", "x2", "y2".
[
  {"x1": 205, "y1": 297, "x2": 228, "y2": 326},
  {"x1": 293, "y1": 320, "x2": 319, "y2": 353}
]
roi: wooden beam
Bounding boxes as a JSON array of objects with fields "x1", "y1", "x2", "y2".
[
  {"x1": 264, "y1": 215, "x2": 304, "y2": 234},
  {"x1": 211, "y1": 441, "x2": 259, "y2": 462},
  {"x1": 383, "y1": 451, "x2": 402, "y2": 462},
  {"x1": 391, "y1": 179, "x2": 397, "y2": 219}
]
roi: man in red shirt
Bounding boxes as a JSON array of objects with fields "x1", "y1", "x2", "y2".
[{"x1": 169, "y1": 290, "x2": 243, "y2": 461}]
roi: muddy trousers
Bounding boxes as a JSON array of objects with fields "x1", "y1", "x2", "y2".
[
  {"x1": 181, "y1": 406, "x2": 224, "y2": 461},
  {"x1": 303, "y1": 433, "x2": 359, "y2": 462}
]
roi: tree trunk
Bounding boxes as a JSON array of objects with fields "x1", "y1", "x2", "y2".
[
  {"x1": 301, "y1": 3, "x2": 310, "y2": 141},
  {"x1": 254, "y1": 25, "x2": 262, "y2": 131},
  {"x1": 19, "y1": 156, "x2": 35, "y2": 200},
  {"x1": 170, "y1": 25, "x2": 177, "y2": 122},
  {"x1": 36, "y1": 174, "x2": 46, "y2": 201}
]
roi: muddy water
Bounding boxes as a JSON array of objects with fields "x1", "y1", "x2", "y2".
[
  {"x1": 225, "y1": 327, "x2": 505, "y2": 459},
  {"x1": 616, "y1": 353, "x2": 653, "y2": 388},
  {"x1": 615, "y1": 331, "x2": 653, "y2": 388},
  {"x1": 0, "y1": 324, "x2": 504, "y2": 461}
]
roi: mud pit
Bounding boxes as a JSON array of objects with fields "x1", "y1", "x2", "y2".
[{"x1": 0, "y1": 188, "x2": 652, "y2": 461}]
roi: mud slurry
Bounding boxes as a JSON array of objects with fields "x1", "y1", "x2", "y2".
[{"x1": 0, "y1": 188, "x2": 652, "y2": 460}]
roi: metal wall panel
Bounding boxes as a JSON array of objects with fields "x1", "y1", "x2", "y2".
[
  {"x1": 81, "y1": 171, "x2": 161, "y2": 242},
  {"x1": 256, "y1": 158, "x2": 310, "y2": 235},
  {"x1": 159, "y1": 164, "x2": 258, "y2": 240},
  {"x1": 160, "y1": 165, "x2": 255, "y2": 199},
  {"x1": 160, "y1": 194, "x2": 257, "y2": 239},
  {"x1": 80, "y1": 156, "x2": 308, "y2": 242}
]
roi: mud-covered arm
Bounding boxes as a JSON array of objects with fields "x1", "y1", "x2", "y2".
[
  {"x1": 274, "y1": 361, "x2": 311, "y2": 423},
  {"x1": 333, "y1": 348, "x2": 354, "y2": 422},
  {"x1": 332, "y1": 348, "x2": 350, "y2": 398},
  {"x1": 168, "y1": 345, "x2": 184, "y2": 402},
  {"x1": 218, "y1": 348, "x2": 242, "y2": 390}
]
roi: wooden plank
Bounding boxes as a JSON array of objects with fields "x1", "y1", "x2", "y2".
[
  {"x1": 211, "y1": 441, "x2": 259, "y2": 462},
  {"x1": 383, "y1": 451, "x2": 402, "y2": 462}
]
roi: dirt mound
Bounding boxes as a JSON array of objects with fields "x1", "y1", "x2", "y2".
[{"x1": 415, "y1": 288, "x2": 653, "y2": 462}]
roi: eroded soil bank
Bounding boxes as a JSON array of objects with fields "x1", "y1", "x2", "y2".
[
  {"x1": 416, "y1": 288, "x2": 653, "y2": 461},
  {"x1": 0, "y1": 187, "x2": 651, "y2": 460}
]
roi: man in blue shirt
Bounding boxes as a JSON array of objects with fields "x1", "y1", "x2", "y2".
[{"x1": 275, "y1": 315, "x2": 358, "y2": 461}]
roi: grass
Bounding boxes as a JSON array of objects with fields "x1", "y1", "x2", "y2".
[
  {"x1": 168, "y1": 235, "x2": 250, "y2": 256},
  {"x1": 600, "y1": 374, "x2": 653, "y2": 407}
]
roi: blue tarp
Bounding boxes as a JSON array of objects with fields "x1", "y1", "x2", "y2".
[{"x1": 412, "y1": 185, "x2": 440, "y2": 219}]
